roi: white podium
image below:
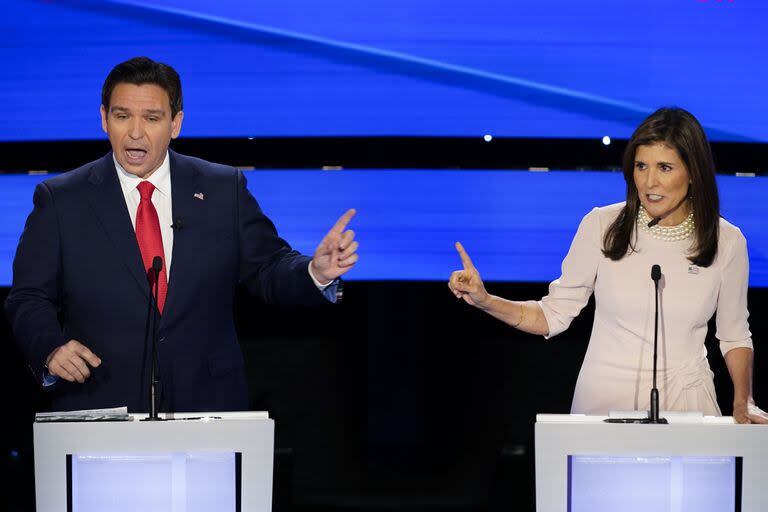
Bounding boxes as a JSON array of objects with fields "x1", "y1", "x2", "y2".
[
  {"x1": 34, "y1": 411, "x2": 274, "y2": 512},
  {"x1": 535, "y1": 414, "x2": 768, "y2": 512}
]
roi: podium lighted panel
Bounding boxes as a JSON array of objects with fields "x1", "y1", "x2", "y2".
[
  {"x1": 34, "y1": 412, "x2": 274, "y2": 512},
  {"x1": 535, "y1": 414, "x2": 768, "y2": 512}
]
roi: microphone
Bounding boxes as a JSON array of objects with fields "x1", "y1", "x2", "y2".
[
  {"x1": 648, "y1": 264, "x2": 667, "y2": 424},
  {"x1": 605, "y1": 264, "x2": 668, "y2": 424},
  {"x1": 647, "y1": 196, "x2": 688, "y2": 229},
  {"x1": 171, "y1": 218, "x2": 184, "y2": 230},
  {"x1": 647, "y1": 217, "x2": 661, "y2": 228},
  {"x1": 142, "y1": 256, "x2": 165, "y2": 422}
]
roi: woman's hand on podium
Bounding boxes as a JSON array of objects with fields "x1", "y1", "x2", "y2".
[
  {"x1": 733, "y1": 398, "x2": 768, "y2": 424},
  {"x1": 45, "y1": 340, "x2": 102, "y2": 383},
  {"x1": 449, "y1": 242, "x2": 490, "y2": 308}
]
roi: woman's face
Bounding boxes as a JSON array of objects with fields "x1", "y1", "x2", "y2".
[{"x1": 633, "y1": 143, "x2": 691, "y2": 226}]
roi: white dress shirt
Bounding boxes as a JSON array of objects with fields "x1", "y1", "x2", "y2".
[{"x1": 114, "y1": 152, "x2": 174, "y2": 279}]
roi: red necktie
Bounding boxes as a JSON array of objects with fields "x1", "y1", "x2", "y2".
[{"x1": 135, "y1": 181, "x2": 167, "y2": 313}]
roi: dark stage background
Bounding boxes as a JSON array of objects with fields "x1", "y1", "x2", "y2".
[{"x1": 5, "y1": 281, "x2": 767, "y2": 512}]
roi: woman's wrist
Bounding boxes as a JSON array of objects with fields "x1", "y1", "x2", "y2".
[
  {"x1": 475, "y1": 292, "x2": 494, "y2": 311},
  {"x1": 511, "y1": 301, "x2": 526, "y2": 328}
]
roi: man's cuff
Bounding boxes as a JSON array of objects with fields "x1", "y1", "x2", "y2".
[
  {"x1": 42, "y1": 368, "x2": 59, "y2": 388},
  {"x1": 308, "y1": 262, "x2": 333, "y2": 289},
  {"x1": 307, "y1": 262, "x2": 342, "y2": 303},
  {"x1": 321, "y1": 280, "x2": 342, "y2": 303}
]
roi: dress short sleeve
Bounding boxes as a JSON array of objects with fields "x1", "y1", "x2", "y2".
[
  {"x1": 716, "y1": 227, "x2": 753, "y2": 356},
  {"x1": 538, "y1": 207, "x2": 604, "y2": 339}
]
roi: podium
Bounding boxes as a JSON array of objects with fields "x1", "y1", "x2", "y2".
[
  {"x1": 535, "y1": 414, "x2": 768, "y2": 512},
  {"x1": 34, "y1": 411, "x2": 274, "y2": 512}
]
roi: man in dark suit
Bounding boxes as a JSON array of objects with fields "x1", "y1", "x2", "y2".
[{"x1": 5, "y1": 57, "x2": 358, "y2": 413}]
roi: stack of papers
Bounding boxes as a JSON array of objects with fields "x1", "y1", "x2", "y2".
[{"x1": 35, "y1": 406, "x2": 132, "y2": 422}]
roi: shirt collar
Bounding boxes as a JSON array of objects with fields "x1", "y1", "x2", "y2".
[{"x1": 113, "y1": 151, "x2": 171, "y2": 198}]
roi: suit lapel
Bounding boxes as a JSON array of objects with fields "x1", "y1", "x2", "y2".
[
  {"x1": 161, "y1": 151, "x2": 203, "y2": 323},
  {"x1": 84, "y1": 153, "x2": 150, "y2": 298}
]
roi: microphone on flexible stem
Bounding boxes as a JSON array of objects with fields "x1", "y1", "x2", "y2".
[
  {"x1": 142, "y1": 256, "x2": 165, "y2": 422},
  {"x1": 648, "y1": 196, "x2": 690, "y2": 229},
  {"x1": 647, "y1": 217, "x2": 661, "y2": 228},
  {"x1": 605, "y1": 264, "x2": 668, "y2": 424},
  {"x1": 648, "y1": 264, "x2": 667, "y2": 424}
]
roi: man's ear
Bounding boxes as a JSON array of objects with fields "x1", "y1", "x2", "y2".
[
  {"x1": 171, "y1": 111, "x2": 184, "y2": 139},
  {"x1": 100, "y1": 105, "x2": 108, "y2": 134}
]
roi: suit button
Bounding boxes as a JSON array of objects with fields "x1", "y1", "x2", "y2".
[{"x1": 159, "y1": 337, "x2": 166, "y2": 343}]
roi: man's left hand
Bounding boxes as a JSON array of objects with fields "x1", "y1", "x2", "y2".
[{"x1": 310, "y1": 209, "x2": 359, "y2": 284}]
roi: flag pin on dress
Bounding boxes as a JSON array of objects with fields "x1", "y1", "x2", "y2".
[
  {"x1": 193, "y1": 192, "x2": 205, "y2": 201},
  {"x1": 688, "y1": 266, "x2": 699, "y2": 275}
]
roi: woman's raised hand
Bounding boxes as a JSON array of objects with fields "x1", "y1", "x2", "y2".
[{"x1": 448, "y1": 242, "x2": 490, "y2": 307}]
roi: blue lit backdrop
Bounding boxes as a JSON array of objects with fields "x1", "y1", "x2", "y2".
[
  {"x1": 2, "y1": 171, "x2": 766, "y2": 286},
  {"x1": 0, "y1": 0, "x2": 766, "y2": 141}
]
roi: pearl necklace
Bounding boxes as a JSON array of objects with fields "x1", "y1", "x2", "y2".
[{"x1": 637, "y1": 205, "x2": 695, "y2": 241}]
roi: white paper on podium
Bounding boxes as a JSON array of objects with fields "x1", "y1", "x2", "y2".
[{"x1": 35, "y1": 406, "x2": 131, "y2": 422}]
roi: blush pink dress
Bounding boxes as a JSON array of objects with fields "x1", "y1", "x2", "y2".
[{"x1": 538, "y1": 203, "x2": 753, "y2": 415}]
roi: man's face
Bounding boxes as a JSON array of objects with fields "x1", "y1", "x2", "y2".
[{"x1": 101, "y1": 83, "x2": 183, "y2": 179}]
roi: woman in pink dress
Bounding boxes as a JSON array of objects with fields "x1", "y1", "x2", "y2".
[{"x1": 448, "y1": 107, "x2": 767, "y2": 424}]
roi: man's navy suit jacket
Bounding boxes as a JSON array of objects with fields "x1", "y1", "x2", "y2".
[{"x1": 5, "y1": 151, "x2": 328, "y2": 413}]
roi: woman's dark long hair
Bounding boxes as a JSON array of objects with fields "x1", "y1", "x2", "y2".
[{"x1": 602, "y1": 107, "x2": 720, "y2": 267}]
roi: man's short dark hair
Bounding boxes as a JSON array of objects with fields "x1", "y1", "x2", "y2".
[{"x1": 101, "y1": 56, "x2": 183, "y2": 117}]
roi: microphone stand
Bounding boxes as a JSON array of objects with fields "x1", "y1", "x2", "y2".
[
  {"x1": 605, "y1": 264, "x2": 667, "y2": 424},
  {"x1": 648, "y1": 264, "x2": 667, "y2": 424},
  {"x1": 142, "y1": 256, "x2": 165, "y2": 422}
]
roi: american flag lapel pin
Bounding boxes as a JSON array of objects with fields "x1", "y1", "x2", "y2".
[
  {"x1": 193, "y1": 192, "x2": 205, "y2": 201},
  {"x1": 688, "y1": 266, "x2": 699, "y2": 275}
]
